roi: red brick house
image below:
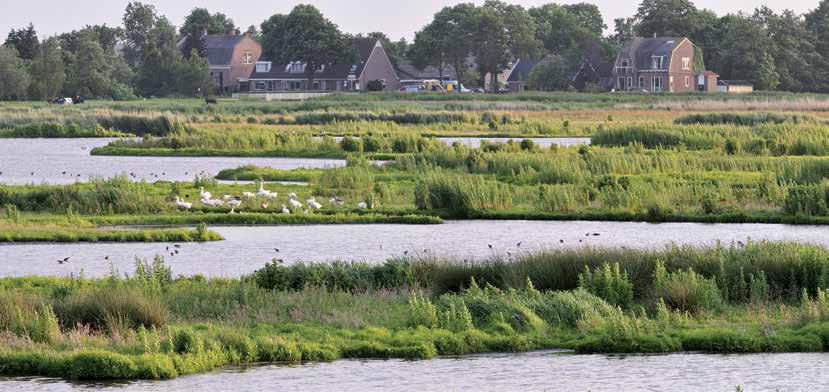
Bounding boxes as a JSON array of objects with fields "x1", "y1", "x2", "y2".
[
  {"x1": 199, "y1": 34, "x2": 262, "y2": 94},
  {"x1": 611, "y1": 37, "x2": 697, "y2": 93},
  {"x1": 247, "y1": 38, "x2": 400, "y2": 92}
]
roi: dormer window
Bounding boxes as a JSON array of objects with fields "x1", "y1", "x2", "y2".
[
  {"x1": 255, "y1": 61, "x2": 272, "y2": 73},
  {"x1": 620, "y1": 59, "x2": 629, "y2": 67},
  {"x1": 242, "y1": 51, "x2": 253, "y2": 65},
  {"x1": 288, "y1": 62, "x2": 305, "y2": 73},
  {"x1": 652, "y1": 56, "x2": 664, "y2": 70}
]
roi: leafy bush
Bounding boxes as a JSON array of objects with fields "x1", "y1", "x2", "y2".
[
  {"x1": 67, "y1": 351, "x2": 137, "y2": 380},
  {"x1": 578, "y1": 263, "x2": 634, "y2": 309},
  {"x1": 651, "y1": 261, "x2": 722, "y2": 313}
]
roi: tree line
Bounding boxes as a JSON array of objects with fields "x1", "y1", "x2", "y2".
[{"x1": 2, "y1": 0, "x2": 829, "y2": 100}]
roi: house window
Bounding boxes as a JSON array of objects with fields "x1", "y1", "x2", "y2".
[
  {"x1": 254, "y1": 82, "x2": 266, "y2": 91},
  {"x1": 617, "y1": 77, "x2": 625, "y2": 90},
  {"x1": 684, "y1": 76, "x2": 690, "y2": 88},
  {"x1": 313, "y1": 81, "x2": 320, "y2": 90},
  {"x1": 682, "y1": 57, "x2": 690, "y2": 70},
  {"x1": 620, "y1": 59, "x2": 629, "y2": 67},
  {"x1": 652, "y1": 76, "x2": 663, "y2": 92},
  {"x1": 627, "y1": 77, "x2": 633, "y2": 90},
  {"x1": 289, "y1": 81, "x2": 302, "y2": 90},
  {"x1": 639, "y1": 77, "x2": 645, "y2": 89},
  {"x1": 669, "y1": 76, "x2": 674, "y2": 92},
  {"x1": 267, "y1": 81, "x2": 274, "y2": 91},
  {"x1": 242, "y1": 51, "x2": 253, "y2": 65},
  {"x1": 652, "y1": 56, "x2": 664, "y2": 70}
]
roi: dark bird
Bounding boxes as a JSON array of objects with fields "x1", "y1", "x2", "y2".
[
  {"x1": 592, "y1": 233, "x2": 600, "y2": 237},
  {"x1": 560, "y1": 239, "x2": 565, "y2": 244},
  {"x1": 404, "y1": 250, "x2": 409, "y2": 255},
  {"x1": 274, "y1": 248, "x2": 280, "y2": 252},
  {"x1": 166, "y1": 246, "x2": 169, "y2": 251},
  {"x1": 174, "y1": 250, "x2": 179, "y2": 254},
  {"x1": 63, "y1": 257, "x2": 70, "y2": 262},
  {"x1": 516, "y1": 242, "x2": 522, "y2": 247},
  {"x1": 586, "y1": 233, "x2": 590, "y2": 237},
  {"x1": 57, "y1": 259, "x2": 64, "y2": 264},
  {"x1": 104, "y1": 256, "x2": 109, "y2": 260},
  {"x1": 62, "y1": 171, "x2": 66, "y2": 175},
  {"x1": 488, "y1": 244, "x2": 493, "y2": 249},
  {"x1": 170, "y1": 252, "x2": 175, "y2": 257},
  {"x1": 174, "y1": 244, "x2": 181, "y2": 248},
  {"x1": 507, "y1": 252, "x2": 512, "y2": 256}
]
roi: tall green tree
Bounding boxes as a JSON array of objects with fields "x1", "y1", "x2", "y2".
[
  {"x1": 260, "y1": 5, "x2": 357, "y2": 88},
  {"x1": 180, "y1": 8, "x2": 235, "y2": 36},
  {"x1": 530, "y1": 3, "x2": 601, "y2": 62},
  {"x1": 63, "y1": 29, "x2": 133, "y2": 99},
  {"x1": 562, "y1": 4, "x2": 606, "y2": 36},
  {"x1": 122, "y1": 2, "x2": 157, "y2": 67},
  {"x1": 527, "y1": 56, "x2": 572, "y2": 91},
  {"x1": 5, "y1": 23, "x2": 39, "y2": 60},
  {"x1": 27, "y1": 37, "x2": 64, "y2": 100},
  {"x1": 469, "y1": 1, "x2": 538, "y2": 93},
  {"x1": 634, "y1": 0, "x2": 700, "y2": 37},
  {"x1": 409, "y1": 3, "x2": 476, "y2": 84},
  {"x1": 0, "y1": 46, "x2": 30, "y2": 99}
]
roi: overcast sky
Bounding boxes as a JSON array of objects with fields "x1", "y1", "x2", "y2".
[{"x1": 2, "y1": 0, "x2": 820, "y2": 41}]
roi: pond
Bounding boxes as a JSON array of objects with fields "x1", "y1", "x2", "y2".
[
  {"x1": 3, "y1": 220, "x2": 828, "y2": 278},
  {"x1": 3, "y1": 350, "x2": 825, "y2": 391},
  {"x1": 0, "y1": 138, "x2": 345, "y2": 185}
]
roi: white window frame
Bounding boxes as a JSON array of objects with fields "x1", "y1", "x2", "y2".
[
  {"x1": 652, "y1": 56, "x2": 664, "y2": 70},
  {"x1": 254, "y1": 81, "x2": 266, "y2": 91},
  {"x1": 242, "y1": 51, "x2": 253, "y2": 65},
  {"x1": 682, "y1": 57, "x2": 690, "y2": 70},
  {"x1": 652, "y1": 76, "x2": 663, "y2": 92},
  {"x1": 684, "y1": 76, "x2": 690, "y2": 88},
  {"x1": 638, "y1": 76, "x2": 644, "y2": 89}
]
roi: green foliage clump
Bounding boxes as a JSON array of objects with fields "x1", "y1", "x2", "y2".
[
  {"x1": 578, "y1": 263, "x2": 634, "y2": 309},
  {"x1": 652, "y1": 261, "x2": 722, "y2": 313}
]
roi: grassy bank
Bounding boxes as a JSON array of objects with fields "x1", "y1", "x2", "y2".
[
  {"x1": 3, "y1": 242, "x2": 829, "y2": 381},
  {"x1": 0, "y1": 222, "x2": 223, "y2": 243}
]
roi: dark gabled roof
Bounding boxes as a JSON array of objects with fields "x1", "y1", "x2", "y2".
[
  {"x1": 353, "y1": 38, "x2": 377, "y2": 63},
  {"x1": 620, "y1": 37, "x2": 684, "y2": 70},
  {"x1": 202, "y1": 35, "x2": 244, "y2": 66},
  {"x1": 249, "y1": 38, "x2": 377, "y2": 80},
  {"x1": 507, "y1": 59, "x2": 542, "y2": 82},
  {"x1": 396, "y1": 61, "x2": 457, "y2": 81}
]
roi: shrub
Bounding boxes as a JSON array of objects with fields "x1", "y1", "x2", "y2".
[
  {"x1": 257, "y1": 337, "x2": 301, "y2": 362},
  {"x1": 652, "y1": 261, "x2": 722, "y2": 313},
  {"x1": 298, "y1": 342, "x2": 338, "y2": 362},
  {"x1": 171, "y1": 328, "x2": 203, "y2": 354},
  {"x1": 133, "y1": 354, "x2": 178, "y2": 379},
  {"x1": 339, "y1": 136, "x2": 364, "y2": 152},
  {"x1": 408, "y1": 291, "x2": 438, "y2": 328},
  {"x1": 54, "y1": 288, "x2": 168, "y2": 333},
  {"x1": 578, "y1": 263, "x2": 634, "y2": 309},
  {"x1": 216, "y1": 330, "x2": 258, "y2": 362},
  {"x1": 67, "y1": 351, "x2": 137, "y2": 380}
]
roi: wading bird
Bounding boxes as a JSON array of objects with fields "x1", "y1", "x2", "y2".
[
  {"x1": 228, "y1": 198, "x2": 242, "y2": 214},
  {"x1": 174, "y1": 196, "x2": 192, "y2": 210}
]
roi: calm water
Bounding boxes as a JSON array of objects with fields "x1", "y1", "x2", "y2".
[
  {"x1": 3, "y1": 220, "x2": 828, "y2": 278},
  {"x1": 0, "y1": 138, "x2": 345, "y2": 185},
  {"x1": 4, "y1": 351, "x2": 826, "y2": 391}
]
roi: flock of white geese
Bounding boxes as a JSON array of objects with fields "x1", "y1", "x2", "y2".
[{"x1": 173, "y1": 184, "x2": 367, "y2": 214}]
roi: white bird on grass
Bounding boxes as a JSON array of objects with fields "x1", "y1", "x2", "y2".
[
  {"x1": 257, "y1": 184, "x2": 272, "y2": 198},
  {"x1": 201, "y1": 198, "x2": 223, "y2": 207},
  {"x1": 357, "y1": 202, "x2": 368, "y2": 210},
  {"x1": 242, "y1": 192, "x2": 256, "y2": 199},
  {"x1": 174, "y1": 196, "x2": 192, "y2": 210},
  {"x1": 288, "y1": 192, "x2": 298, "y2": 200},
  {"x1": 227, "y1": 198, "x2": 242, "y2": 214},
  {"x1": 289, "y1": 199, "x2": 303, "y2": 209},
  {"x1": 329, "y1": 196, "x2": 345, "y2": 206},
  {"x1": 199, "y1": 186, "x2": 212, "y2": 200},
  {"x1": 307, "y1": 198, "x2": 323, "y2": 210},
  {"x1": 281, "y1": 204, "x2": 291, "y2": 214}
]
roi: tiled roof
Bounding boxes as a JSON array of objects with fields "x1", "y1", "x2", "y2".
[
  {"x1": 507, "y1": 59, "x2": 542, "y2": 82},
  {"x1": 621, "y1": 37, "x2": 683, "y2": 70},
  {"x1": 396, "y1": 61, "x2": 457, "y2": 80},
  {"x1": 202, "y1": 35, "x2": 244, "y2": 66}
]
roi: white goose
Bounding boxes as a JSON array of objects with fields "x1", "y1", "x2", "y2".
[
  {"x1": 242, "y1": 192, "x2": 256, "y2": 199},
  {"x1": 201, "y1": 198, "x2": 223, "y2": 207},
  {"x1": 289, "y1": 198, "x2": 303, "y2": 209},
  {"x1": 257, "y1": 184, "x2": 272, "y2": 198},
  {"x1": 288, "y1": 192, "x2": 298, "y2": 200},
  {"x1": 307, "y1": 198, "x2": 323, "y2": 210},
  {"x1": 199, "y1": 186, "x2": 212, "y2": 200},
  {"x1": 174, "y1": 196, "x2": 192, "y2": 210},
  {"x1": 280, "y1": 204, "x2": 291, "y2": 214},
  {"x1": 357, "y1": 202, "x2": 368, "y2": 210},
  {"x1": 227, "y1": 198, "x2": 242, "y2": 214}
]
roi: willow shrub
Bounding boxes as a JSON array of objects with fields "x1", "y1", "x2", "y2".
[{"x1": 414, "y1": 171, "x2": 512, "y2": 216}]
